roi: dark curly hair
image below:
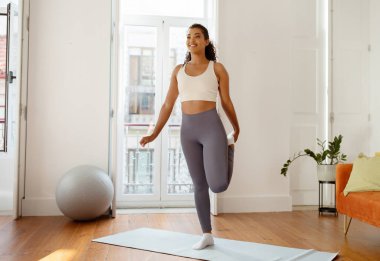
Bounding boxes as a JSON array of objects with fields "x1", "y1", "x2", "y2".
[{"x1": 184, "y1": 24, "x2": 217, "y2": 64}]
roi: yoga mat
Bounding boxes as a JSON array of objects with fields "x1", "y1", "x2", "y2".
[{"x1": 93, "y1": 228, "x2": 338, "y2": 261}]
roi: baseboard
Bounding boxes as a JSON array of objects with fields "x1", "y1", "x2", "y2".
[
  {"x1": 217, "y1": 195, "x2": 292, "y2": 213},
  {"x1": 22, "y1": 198, "x2": 62, "y2": 216},
  {"x1": 22, "y1": 195, "x2": 293, "y2": 216},
  {"x1": 292, "y1": 205, "x2": 318, "y2": 211},
  {"x1": 0, "y1": 210, "x2": 13, "y2": 215}
]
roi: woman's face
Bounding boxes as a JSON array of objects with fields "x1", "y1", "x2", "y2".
[{"x1": 186, "y1": 27, "x2": 209, "y2": 54}]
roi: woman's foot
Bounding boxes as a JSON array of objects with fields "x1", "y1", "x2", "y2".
[{"x1": 192, "y1": 233, "x2": 214, "y2": 250}]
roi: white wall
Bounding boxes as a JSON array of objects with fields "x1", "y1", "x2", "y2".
[
  {"x1": 217, "y1": 0, "x2": 292, "y2": 212},
  {"x1": 18, "y1": 0, "x2": 380, "y2": 216},
  {"x1": 331, "y1": 0, "x2": 370, "y2": 162},
  {"x1": 369, "y1": 0, "x2": 380, "y2": 153},
  {"x1": 21, "y1": 0, "x2": 335, "y2": 215},
  {"x1": 22, "y1": 0, "x2": 111, "y2": 215}
]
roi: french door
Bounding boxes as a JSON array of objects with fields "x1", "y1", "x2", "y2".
[
  {"x1": 116, "y1": 16, "x2": 209, "y2": 208},
  {"x1": 0, "y1": 2, "x2": 21, "y2": 217}
]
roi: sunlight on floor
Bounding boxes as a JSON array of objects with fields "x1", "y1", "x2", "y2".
[{"x1": 39, "y1": 249, "x2": 76, "y2": 261}]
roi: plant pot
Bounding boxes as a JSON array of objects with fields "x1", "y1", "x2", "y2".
[{"x1": 317, "y1": 164, "x2": 336, "y2": 181}]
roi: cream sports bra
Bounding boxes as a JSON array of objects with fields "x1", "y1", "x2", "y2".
[{"x1": 176, "y1": 61, "x2": 219, "y2": 102}]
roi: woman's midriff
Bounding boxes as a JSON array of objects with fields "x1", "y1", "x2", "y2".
[{"x1": 181, "y1": 101, "x2": 216, "y2": 115}]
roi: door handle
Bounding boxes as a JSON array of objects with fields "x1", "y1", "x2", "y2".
[{"x1": 8, "y1": 70, "x2": 16, "y2": 83}]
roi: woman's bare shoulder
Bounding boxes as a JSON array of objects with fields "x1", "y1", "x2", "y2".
[
  {"x1": 175, "y1": 63, "x2": 184, "y2": 70},
  {"x1": 172, "y1": 64, "x2": 184, "y2": 77},
  {"x1": 213, "y1": 61, "x2": 228, "y2": 75}
]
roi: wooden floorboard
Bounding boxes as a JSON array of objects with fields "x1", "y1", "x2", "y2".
[{"x1": 0, "y1": 211, "x2": 379, "y2": 260}]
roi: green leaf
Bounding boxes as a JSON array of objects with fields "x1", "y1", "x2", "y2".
[{"x1": 280, "y1": 134, "x2": 346, "y2": 176}]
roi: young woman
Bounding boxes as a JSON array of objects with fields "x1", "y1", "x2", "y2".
[{"x1": 139, "y1": 23, "x2": 240, "y2": 250}]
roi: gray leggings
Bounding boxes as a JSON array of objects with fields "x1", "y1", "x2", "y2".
[{"x1": 180, "y1": 108, "x2": 234, "y2": 233}]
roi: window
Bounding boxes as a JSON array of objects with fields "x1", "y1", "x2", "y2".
[{"x1": 117, "y1": 0, "x2": 214, "y2": 207}]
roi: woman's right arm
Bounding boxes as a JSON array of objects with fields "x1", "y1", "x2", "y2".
[{"x1": 139, "y1": 64, "x2": 182, "y2": 147}]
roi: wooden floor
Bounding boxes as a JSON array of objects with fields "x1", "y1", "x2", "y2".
[{"x1": 0, "y1": 211, "x2": 379, "y2": 261}]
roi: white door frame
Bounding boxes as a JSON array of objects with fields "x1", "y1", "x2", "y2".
[
  {"x1": 12, "y1": 0, "x2": 28, "y2": 219},
  {"x1": 115, "y1": 16, "x2": 202, "y2": 208},
  {"x1": 112, "y1": 1, "x2": 217, "y2": 209}
]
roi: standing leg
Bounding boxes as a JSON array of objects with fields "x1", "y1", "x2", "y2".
[
  {"x1": 180, "y1": 132, "x2": 212, "y2": 232},
  {"x1": 181, "y1": 120, "x2": 215, "y2": 250},
  {"x1": 180, "y1": 109, "x2": 232, "y2": 250},
  {"x1": 180, "y1": 138, "x2": 215, "y2": 250}
]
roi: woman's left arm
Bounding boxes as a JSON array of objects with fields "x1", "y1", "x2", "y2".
[{"x1": 215, "y1": 62, "x2": 240, "y2": 142}]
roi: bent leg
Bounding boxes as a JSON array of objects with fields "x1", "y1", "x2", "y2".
[{"x1": 203, "y1": 133, "x2": 235, "y2": 193}]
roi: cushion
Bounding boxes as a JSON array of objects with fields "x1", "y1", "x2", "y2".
[
  {"x1": 343, "y1": 154, "x2": 380, "y2": 196},
  {"x1": 338, "y1": 191, "x2": 380, "y2": 227}
]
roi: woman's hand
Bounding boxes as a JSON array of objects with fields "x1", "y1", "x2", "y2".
[{"x1": 139, "y1": 134, "x2": 156, "y2": 147}]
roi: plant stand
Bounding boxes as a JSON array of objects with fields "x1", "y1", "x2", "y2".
[{"x1": 318, "y1": 181, "x2": 337, "y2": 215}]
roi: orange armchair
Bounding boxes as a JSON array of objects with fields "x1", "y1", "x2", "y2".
[{"x1": 336, "y1": 163, "x2": 380, "y2": 234}]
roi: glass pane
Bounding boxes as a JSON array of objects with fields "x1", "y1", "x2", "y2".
[
  {"x1": 0, "y1": 14, "x2": 7, "y2": 151},
  {"x1": 123, "y1": 26, "x2": 157, "y2": 195},
  {"x1": 168, "y1": 27, "x2": 187, "y2": 125},
  {"x1": 123, "y1": 0, "x2": 205, "y2": 18},
  {"x1": 167, "y1": 27, "x2": 193, "y2": 195}
]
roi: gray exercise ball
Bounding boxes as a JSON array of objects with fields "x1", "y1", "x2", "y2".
[{"x1": 56, "y1": 165, "x2": 114, "y2": 221}]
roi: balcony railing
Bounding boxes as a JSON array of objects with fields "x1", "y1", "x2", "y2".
[{"x1": 122, "y1": 120, "x2": 192, "y2": 195}]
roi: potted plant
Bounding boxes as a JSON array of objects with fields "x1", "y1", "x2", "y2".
[{"x1": 281, "y1": 135, "x2": 347, "y2": 181}]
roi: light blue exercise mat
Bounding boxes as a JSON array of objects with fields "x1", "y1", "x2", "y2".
[{"x1": 92, "y1": 228, "x2": 338, "y2": 261}]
